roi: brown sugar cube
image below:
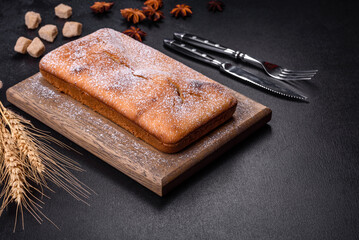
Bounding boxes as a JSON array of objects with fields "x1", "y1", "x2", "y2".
[
  {"x1": 25, "y1": 11, "x2": 42, "y2": 29},
  {"x1": 27, "y1": 37, "x2": 45, "y2": 58},
  {"x1": 14, "y1": 37, "x2": 32, "y2": 54},
  {"x1": 62, "y1": 21, "x2": 82, "y2": 38},
  {"x1": 55, "y1": 4, "x2": 72, "y2": 19},
  {"x1": 38, "y1": 24, "x2": 58, "y2": 42}
]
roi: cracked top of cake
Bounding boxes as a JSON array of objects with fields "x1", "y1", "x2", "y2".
[{"x1": 39, "y1": 28, "x2": 237, "y2": 144}]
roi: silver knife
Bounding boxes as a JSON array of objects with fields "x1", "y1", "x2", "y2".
[
  {"x1": 173, "y1": 33, "x2": 317, "y2": 81},
  {"x1": 163, "y1": 39, "x2": 308, "y2": 101}
]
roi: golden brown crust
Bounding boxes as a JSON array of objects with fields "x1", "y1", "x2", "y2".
[
  {"x1": 40, "y1": 69, "x2": 236, "y2": 153},
  {"x1": 39, "y1": 28, "x2": 237, "y2": 153}
]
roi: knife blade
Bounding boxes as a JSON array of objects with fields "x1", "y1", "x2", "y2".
[
  {"x1": 163, "y1": 39, "x2": 308, "y2": 101},
  {"x1": 221, "y1": 63, "x2": 308, "y2": 101}
]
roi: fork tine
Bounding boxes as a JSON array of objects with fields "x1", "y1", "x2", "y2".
[
  {"x1": 282, "y1": 69, "x2": 318, "y2": 74},
  {"x1": 277, "y1": 74, "x2": 313, "y2": 80},
  {"x1": 278, "y1": 77, "x2": 313, "y2": 80},
  {"x1": 279, "y1": 71, "x2": 316, "y2": 77},
  {"x1": 281, "y1": 72, "x2": 317, "y2": 77},
  {"x1": 279, "y1": 72, "x2": 314, "y2": 77}
]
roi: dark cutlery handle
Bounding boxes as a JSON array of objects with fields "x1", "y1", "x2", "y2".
[
  {"x1": 163, "y1": 39, "x2": 222, "y2": 68},
  {"x1": 173, "y1": 33, "x2": 240, "y2": 59}
]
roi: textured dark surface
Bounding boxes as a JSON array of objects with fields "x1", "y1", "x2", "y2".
[{"x1": 0, "y1": 0, "x2": 358, "y2": 239}]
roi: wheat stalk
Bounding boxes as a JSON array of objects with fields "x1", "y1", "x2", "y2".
[
  {"x1": 5, "y1": 108, "x2": 91, "y2": 201},
  {"x1": 0, "y1": 121, "x2": 29, "y2": 231},
  {"x1": 3, "y1": 110, "x2": 45, "y2": 184},
  {"x1": 0, "y1": 101, "x2": 92, "y2": 231}
]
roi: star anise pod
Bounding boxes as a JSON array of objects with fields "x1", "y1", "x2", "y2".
[
  {"x1": 123, "y1": 26, "x2": 147, "y2": 42},
  {"x1": 170, "y1": 4, "x2": 192, "y2": 18},
  {"x1": 120, "y1": 8, "x2": 146, "y2": 24},
  {"x1": 207, "y1": 0, "x2": 224, "y2": 12},
  {"x1": 142, "y1": 6, "x2": 164, "y2": 22},
  {"x1": 144, "y1": 0, "x2": 163, "y2": 10},
  {"x1": 90, "y1": 2, "x2": 114, "y2": 13}
]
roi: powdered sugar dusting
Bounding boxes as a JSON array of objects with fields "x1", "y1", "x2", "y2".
[
  {"x1": 12, "y1": 73, "x2": 268, "y2": 185},
  {"x1": 40, "y1": 28, "x2": 237, "y2": 144},
  {"x1": 25, "y1": 77, "x2": 173, "y2": 171}
]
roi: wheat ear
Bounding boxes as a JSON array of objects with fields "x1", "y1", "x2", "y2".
[
  {"x1": 0, "y1": 123, "x2": 59, "y2": 231},
  {"x1": 2, "y1": 110, "x2": 46, "y2": 185},
  {"x1": 0, "y1": 102, "x2": 92, "y2": 231},
  {"x1": 3, "y1": 108, "x2": 92, "y2": 202},
  {"x1": 0, "y1": 122, "x2": 33, "y2": 231},
  {"x1": 0, "y1": 106, "x2": 58, "y2": 230}
]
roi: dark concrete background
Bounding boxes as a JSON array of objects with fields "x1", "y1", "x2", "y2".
[{"x1": 0, "y1": 0, "x2": 358, "y2": 239}]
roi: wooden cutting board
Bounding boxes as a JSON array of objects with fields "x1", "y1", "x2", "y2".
[{"x1": 6, "y1": 73, "x2": 271, "y2": 196}]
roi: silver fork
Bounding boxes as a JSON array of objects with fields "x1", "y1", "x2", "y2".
[{"x1": 174, "y1": 33, "x2": 318, "y2": 81}]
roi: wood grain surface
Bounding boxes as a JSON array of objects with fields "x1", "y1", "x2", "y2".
[{"x1": 6, "y1": 73, "x2": 271, "y2": 196}]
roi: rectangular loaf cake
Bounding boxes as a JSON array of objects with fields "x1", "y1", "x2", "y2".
[{"x1": 39, "y1": 28, "x2": 237, "y2": 153}]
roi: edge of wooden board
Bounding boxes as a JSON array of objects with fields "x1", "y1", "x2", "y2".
[
  {"x1": 161, "y1": 109, "x2": 271, "y2": 196},
  {"x1": 6, "y1": 73, "x2": 272, "y2": 196},
  {"x1": 6, "y1": 75, "x2": 163, "y2": 195}
]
